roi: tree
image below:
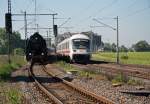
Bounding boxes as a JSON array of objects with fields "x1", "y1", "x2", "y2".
[
  {"x1": 120, "y1": 45, "x2": 128, "y2": 52},
  {"x1": 132, "y1": 40, "x2": 150, "y2": 52},
  {"x1": 103, "y1": 43, "x2": 111, "y2": 52},
  {"x1": 0, "y1": 28, "x2": 25, "y2": 54},
  {"x1": 111, "y1": 43, "x2": 116, "y2": 52}
]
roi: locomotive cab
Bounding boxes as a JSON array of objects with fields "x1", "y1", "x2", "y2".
[{"x1": 71, "y1": 38, "x2": 90, "y2": 63}]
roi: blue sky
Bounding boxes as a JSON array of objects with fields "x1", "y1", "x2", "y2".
[{"x1": 0, "y1": 0, "x2": 150, "y2": 47}]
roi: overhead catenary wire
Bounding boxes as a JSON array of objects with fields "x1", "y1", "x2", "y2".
[
  {"x1": 127, "y1": 0, "x2": 138, "y2": 9},
  {"x1": 122, "y1": 6, "x2": 150, "y2": 19},
  {"x1": 93, "y1": 18, "x2": 116, "y2": 30},
  {"x1": 92, "y1": 0, "x2": 118, "y2": 18},
  {"x1": 59, "y1": 17, "x2": 71, "y2": 28},
  {"x1": 73, "y1": 0, "x2": 118, "y2": 31}
]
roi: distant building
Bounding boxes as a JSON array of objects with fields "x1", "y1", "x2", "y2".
[
  {"x1": 81, "y1": 31, "x2": 102, "y2": 52},
  {"x1": 44, "y1": 37, "x2": 51, "y2": 48}
]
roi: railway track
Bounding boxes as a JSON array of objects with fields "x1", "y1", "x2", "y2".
[
  {"x1": 29, "y1": 64, "x2": 115, "y2": 104},
  {"x1": 72, "y1": 63, "x2": 150, "y2": 80}
]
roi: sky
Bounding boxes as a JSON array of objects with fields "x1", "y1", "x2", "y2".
[{"x1": 0, "y1": 0, "x2": 150, "y2": 47}]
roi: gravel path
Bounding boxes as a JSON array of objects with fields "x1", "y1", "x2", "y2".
[
  {"x1": 49, "y1": 64, "x2": 150, "y2": 104},
  {"x1": 11, "y1": 65, "x2": 54, "y2": 104},
  {"x1": 3, "y1": 64, "x2": 149, "y2": 104},
  {"x1": 72, "y1": 78, "x2": 150, "y2": 104}
]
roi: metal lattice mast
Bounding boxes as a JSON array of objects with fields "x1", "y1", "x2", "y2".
[
  {"x1": 7, "y1": 0, "x2": 11, "y2": 63},
  {"x1": 8, "y1": 0, "x2": 11, "y2": 13}
]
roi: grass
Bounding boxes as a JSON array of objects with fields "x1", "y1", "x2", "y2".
[
  {"x1": 0, "y1": 63, "x2": 20, "y2": 80},
  {"x1": 0, "y1": 81, "x2": 23, "y2": 104},
  {"x1": 127, "y1": 78, "x2": 143, "y2": 85},
  {"x1": 0, "y1": 55, "x2": 26, "y2": 67},
  {"x1": 111, "y1": 73, "x2": 128, "y2": 85},
  {"x1": 56, "y1": 61, "x2": 143, "y2": 85},
  {"x1": 92, "y1": 52, "x2": 150, "y2": 65},
  {"x1": 0, "y1": 55, "x2": 25, "y2": 103},
  {"x1": 7, "y1": 88, "x2": 22, "y2": 104},
  {"x1": 0, "y1": 55, "x2": 26, "y2": 80},
  {"x1": 55, "y1": 61, "x2": 101, "y2": 78},
  {"x1": 111, "y1": 73, "x2": 143, "y2": 86}
]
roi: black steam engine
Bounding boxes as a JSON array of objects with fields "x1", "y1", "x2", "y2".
[{"x1": 26, "y1": 32, "x2": 47, "y2": 63}]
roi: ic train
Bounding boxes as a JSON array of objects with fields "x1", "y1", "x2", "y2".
[
  {"x1": 56, "y1": 33, "x2": 91, "y2": 63},
  {"x1": 26, "y1": 32, "x2": 47, "y2": 63}
]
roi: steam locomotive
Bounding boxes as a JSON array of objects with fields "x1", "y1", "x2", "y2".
[{"x1": 26, "y1": 32, "x2": 47, "y2": 63}]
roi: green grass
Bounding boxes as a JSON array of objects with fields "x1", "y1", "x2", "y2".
[
  {"x1": 0, "y1": 55, "x2": 26, "y2": 67},
  {"x1": 0, "y1": 63, "x2": 20, "y2": 80},
  {"x1": 111, "y1": 73, "x2": 143, "y2": 86},
  {"x1": 7, "y1": 88, "x2": 22, "y2": 104},
  {"x1": 0, "y1": 81, "x2": 23, "y2": 104},
  {"x1": 111, "y1": 73, "x2": 128, "y2": 84},
  {"x1": 55, "y1": 61, "x2": 98, "y2": 78},
  {"x1": 0, "y1": 55, "x2": 26, "y2": 80},
  {"x1": 127, "y1": 78, "x2": 143, "y2": 85},
  {"x1": 92, "y1": 52, "x2": 150, "y2": 65}
]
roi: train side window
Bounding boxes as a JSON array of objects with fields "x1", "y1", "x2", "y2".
[{"x1": 67, "y1": 42, "x2": 69, "y2": 49}]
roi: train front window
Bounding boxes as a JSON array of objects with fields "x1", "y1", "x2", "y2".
[{"x1": 73, "y1": 39, "x2": 90, "y2": 49}]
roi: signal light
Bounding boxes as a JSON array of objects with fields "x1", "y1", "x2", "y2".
[
  {"x1": 5, "y1": 13, "x2": 12, "y2": 34},
  {"x1": 53, "y1": 25, "x2": 58, "y2": 37}
]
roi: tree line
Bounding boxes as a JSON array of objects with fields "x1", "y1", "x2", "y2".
[
  {"x1": 102, "y1": 40, "x2": 150, "y2": 52},
  {"x1": 0, "y1": 27, "x2": 150, "y2": 55},
  {"x1": 0, "y1": 28, "x2": 25, "y2": 55}
]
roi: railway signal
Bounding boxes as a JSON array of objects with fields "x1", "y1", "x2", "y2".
[
  {"x1": 5, "y1": 13, "x2": 12, "y2": 34},
  {"x1": 53, "y1": 25, "x2": 58, "y2": 37}
]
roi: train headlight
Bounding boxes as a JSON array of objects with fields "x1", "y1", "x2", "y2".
[
  {"x1": 41, "y1": 53, "x2": 44, "y2": 55},
  {"x1": 29, "y1": 53, "x2": 31, "y2": 56}
]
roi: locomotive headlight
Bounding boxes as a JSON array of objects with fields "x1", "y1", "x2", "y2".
[
  {"x1": 41, "y1": 52, "x2": 44, "y2": 55},
  {"x1": 29, "y1": 53, "x2": 32, "y2": 55}
]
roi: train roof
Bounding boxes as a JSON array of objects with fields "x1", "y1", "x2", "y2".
[
  {"x1": 57, "y1": 33, "x2": 90, "y2": 45},
  {"x1": 70, "y1": 34, "x2": 89, "y2": 40}
]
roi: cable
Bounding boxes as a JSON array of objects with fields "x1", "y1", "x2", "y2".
[
  {"x1": 123, "y1": 6, "x2": 150, "y2": 19},
  {"x1": 127, "y1": 0, "x2": 138, "y2": 9},
  {"x1": 59, "y1": 18, "x2": 71, "y2": 28},
  {"x1": 74, "y1": 0, "x2": 118, "y2": 28},
  {"x1": 16, "y1": 20, "x2": 34, "y2": 32},
  {"x1": 92, "y1": 0, "x2": 118, "y2": 17},
  {"x1": 93, "y1": 18, "x2": 116, "y2": 30}
]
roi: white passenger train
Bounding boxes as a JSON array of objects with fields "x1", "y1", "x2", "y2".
[{"x1": 56, "y1": 33, "x2": 91, "y2": 63}]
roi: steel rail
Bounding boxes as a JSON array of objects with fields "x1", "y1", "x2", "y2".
[
  {"x1": 28, "y1": 67, "x2": 63, "y2": 104},
  {"x1": 72, "y1": 63, "x2": 150, "y2": 80},
  {"x1": 42, "y1": 65, "x2": 115, "y2": 104},
  {"x1": 90, "y1": 64, "x2": 150, "y2": 80}
]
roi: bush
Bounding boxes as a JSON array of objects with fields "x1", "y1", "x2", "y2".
[
  {"x1": 112, "y1": 73, "x2": 128, "y2": 84},
  {"x1": 121, "y1": 55, "x2": 128, "y2": 59},
  {"x1": 0, "y1": 63, "x2": 19, "y2": 80}
]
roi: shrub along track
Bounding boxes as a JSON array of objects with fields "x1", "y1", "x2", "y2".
[
  {"x1": 72, "y1": 62, "x2": 150, "y2": 80},
  {"x1": 29, "y1": 64, "x2": 114, "y2": 104}
]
